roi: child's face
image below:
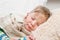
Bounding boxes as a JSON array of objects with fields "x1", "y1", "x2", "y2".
[{"x1": 24, "y1": 11, "x2": 47, "y2": 32}]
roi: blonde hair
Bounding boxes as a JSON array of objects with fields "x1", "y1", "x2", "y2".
[{"x1": 33, "y1": 6, "x2": 51, "y2": 20}]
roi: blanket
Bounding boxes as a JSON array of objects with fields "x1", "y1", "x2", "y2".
[{"x1": 0, "y1": 28, "x2": 26, "y2": 40}]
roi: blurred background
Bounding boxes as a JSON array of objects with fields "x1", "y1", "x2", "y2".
[
  {"x1": 46, "y1": 0, "x2": 60, "y2": 9},
  {"x1": 0, "y1": 0, "x2": 60, "y2": 18}
]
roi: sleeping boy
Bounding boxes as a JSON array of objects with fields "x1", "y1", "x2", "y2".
[{"x1": 0, "y1": 6, "x2": 51, "y2": 40}]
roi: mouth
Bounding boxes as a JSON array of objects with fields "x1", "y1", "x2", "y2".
[{"x1": 25, "y1": 21, "x2": 38, "y2": 32}]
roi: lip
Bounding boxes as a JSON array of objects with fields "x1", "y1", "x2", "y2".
[{"x1": 25, "y1": 24, "x2": 32, "y2": 32}]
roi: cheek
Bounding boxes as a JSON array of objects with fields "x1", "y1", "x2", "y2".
[{"x1": 32, "y1": 21, "x2": 38, "y2": 30}]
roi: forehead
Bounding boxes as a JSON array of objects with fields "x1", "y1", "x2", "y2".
[{"x1": 29, "y1": 11, "x2": 44, "y2": 17}]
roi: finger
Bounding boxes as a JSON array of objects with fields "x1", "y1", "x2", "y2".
[{"x1": 28, "y1": 35, "x2": 36, "y2": 40}]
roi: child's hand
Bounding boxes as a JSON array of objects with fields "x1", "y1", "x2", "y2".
[{"x1": 27, "y1": 35, "x2": 36, "y2": 40}]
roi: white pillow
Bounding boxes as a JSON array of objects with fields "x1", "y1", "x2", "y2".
[{"x1": 32, "y1": 8, "x2": 60, "y2": 40}]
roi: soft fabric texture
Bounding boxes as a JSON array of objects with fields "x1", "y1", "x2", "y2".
[
  {"x1": 0, "y1": 14, "x2": 31, "y2": 38},
  {"x1": 0, "y1": 28, "x2": 27, "y2": 40},
  {"x1": 32, "y1": 8, "x2": 60, "y2": 40}
]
